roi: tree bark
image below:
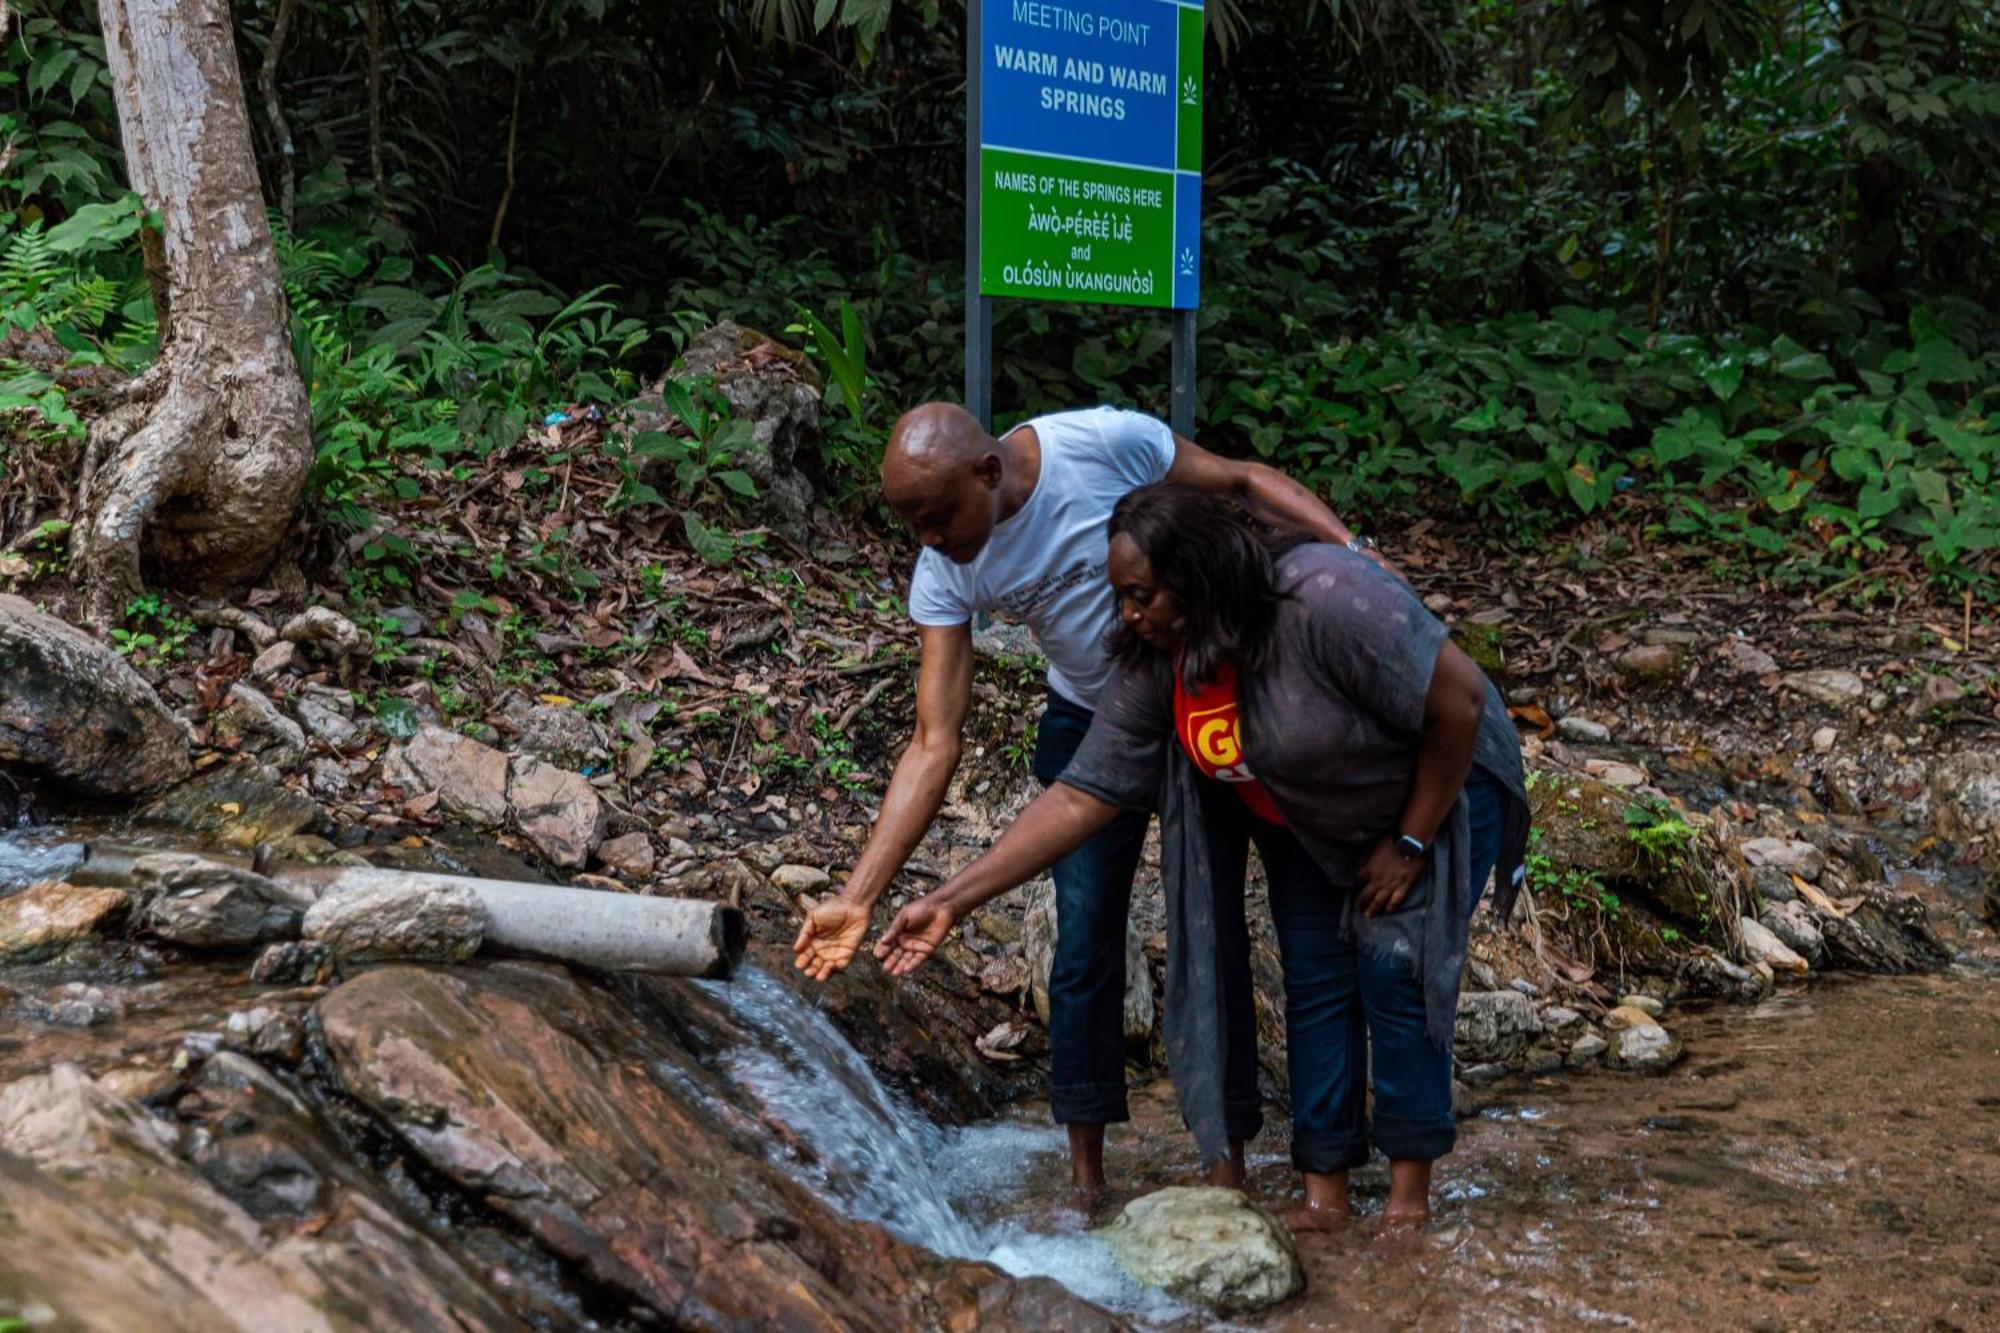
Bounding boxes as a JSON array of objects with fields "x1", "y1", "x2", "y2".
[{"x1": 76, "y1": 0, "x2": 312, "y2": 627}]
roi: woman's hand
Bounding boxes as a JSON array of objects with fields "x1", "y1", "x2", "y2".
[
  {"x1": 1356, "y1": 838, "x2": 1424, "y2": 917},
  {"x1": 792, "y1": 895, "x2": 871, "y2": 981},
  {"x1": 874, "y1": 896, "x2": 960, "y2": 976}
]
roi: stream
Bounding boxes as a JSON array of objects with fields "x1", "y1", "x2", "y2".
[{"x1": 3, "y1": 826, "x2": 1996, "y2": 1330}]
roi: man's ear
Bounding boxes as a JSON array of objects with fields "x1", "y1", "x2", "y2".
[{"x1": 972, "y1": 451, "x2": 1004, "y2": 488}]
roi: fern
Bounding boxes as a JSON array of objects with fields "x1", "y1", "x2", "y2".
[{"x1": 0, "y1": 226, "x2": 63, "y2": 313}]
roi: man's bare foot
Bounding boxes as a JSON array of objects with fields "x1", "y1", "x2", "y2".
[
  {"x1": 1051, "y1": 1184, "x2": 1111, "y2": 1227},
  {"x1": 1205, "y1": 1141, "x2": 1247, "y2": 1189},
  {"x1": 1283, "y1": 1203, "x2": 1352, "y2": 1234},
  {"x1": 1369, "y1": 1210, "x2": 1430, "y2": 1252}
]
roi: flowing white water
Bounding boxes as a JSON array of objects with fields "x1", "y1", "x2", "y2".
[{"x1": 698, "y1": 966, "x2": 1186, "y2": 1320}]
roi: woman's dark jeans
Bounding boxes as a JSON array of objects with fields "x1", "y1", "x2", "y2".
[
  {"x1": 1256, "y1": 767, "x2": 1509, "y2": 1172},
  {"x1": 1032, "y1": 690, "x2": 1152, "y2": 1126}
]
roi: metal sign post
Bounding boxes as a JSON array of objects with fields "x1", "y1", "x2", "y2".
[{"x1": 966, "y1": 0, "x2": 1203, "y2": 437}]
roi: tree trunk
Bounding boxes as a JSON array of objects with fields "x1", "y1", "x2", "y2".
[{"x1": 75, "y1": 0, "x2": 312, "y2": 627}]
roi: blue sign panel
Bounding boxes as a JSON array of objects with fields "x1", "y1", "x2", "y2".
[
  {"x1": 983, "y1": 0, "x2": 1183, "y2": 170},
  {"x1": 977, "y1": 0, "x2": 1202, "y2": 310}
]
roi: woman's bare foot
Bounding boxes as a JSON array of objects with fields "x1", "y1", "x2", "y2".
[{"x1": 1283, "y1": 1202, "x2": 1352, "y2": 1233}]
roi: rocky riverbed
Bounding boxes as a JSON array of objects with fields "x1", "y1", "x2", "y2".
[{"x1": 3, "y1": 510, "x2": 1999, "y2": 1328}]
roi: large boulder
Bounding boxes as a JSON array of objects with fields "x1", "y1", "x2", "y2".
[
  {"x1": 0, "y1": 1064, "x2": 520, "y2": 1331},
  {"x1": 315, "y1": 963, "x2": 1119, "y2": 1331},
  {"x1": 631, "y1": 321, "x2": 822, "y2": 539},
  {"x1": 0, "y1": 592, "x2": 190, "y2": 795},
  {"x1": 1103, "y1": 1186, "x2": 1302, "y2": 1315}
]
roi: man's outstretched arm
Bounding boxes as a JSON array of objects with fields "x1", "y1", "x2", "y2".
[
  {"x1": 1165, "y1": 434, "x2": 1354, "y2": 545},
  {"x1": 794, "y1": 622, "x2": 974, "y2": 979}
]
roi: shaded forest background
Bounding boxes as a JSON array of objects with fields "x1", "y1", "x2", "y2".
[{"x1": 2, "y1": 0, "x2": 1998, "y2": 592}]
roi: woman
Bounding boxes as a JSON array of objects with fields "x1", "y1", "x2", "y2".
[{"x1": 875, "y1": 483, "x2": 1529, "y2": 1231}]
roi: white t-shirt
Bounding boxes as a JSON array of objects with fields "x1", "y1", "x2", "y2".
[{"x1": 908, "y1": 406, "x2": 1177, "y2": 708}]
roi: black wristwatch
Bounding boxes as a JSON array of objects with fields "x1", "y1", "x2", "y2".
[
  {"x1": 1346, "y1": 535, "x2": 1377, "y2": 554},
  {"x1": 1393, "y1": 834, "x2": 1428, "y2": 862}
]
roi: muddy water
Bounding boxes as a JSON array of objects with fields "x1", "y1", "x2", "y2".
[{"x1": 984, "y1": 969, "x2": 2000, "y2": 1331}]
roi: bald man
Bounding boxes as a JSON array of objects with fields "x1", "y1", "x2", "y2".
[{"x1": 795, "y1": 402, "x2": 1363, "y2": 1201}]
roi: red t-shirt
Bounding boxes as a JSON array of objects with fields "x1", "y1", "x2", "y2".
[{"x1": 1173, "y1": 661, "x2": 1288, "y2": 825}]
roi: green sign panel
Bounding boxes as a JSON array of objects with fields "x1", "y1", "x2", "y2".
[{"x1": 977, "y1": 0, "x2": 1203, "y2": 310}]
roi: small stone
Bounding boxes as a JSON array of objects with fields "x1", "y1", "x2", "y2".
[
  {"x1": 295, "y1": 693, "x2": 362, "y2": 748},
  {"x1": 771, "y1": 864, "x2": 832, "y2": 893},
  {"x1": 1616, "y1": 643, "x2": 1683, "y2": 681},
  {"x1": 596, "y1": 832, "x2": 656, "y2": 880},
  {"x1": 507, "y1": 702, "x2": 606, "y2": 770},
  {"x1": 43, "y1": 982, "x2": 121, "y2": 1027},
  {"x1": 307, "y1": 758, "x2": 351, "y2": 799},
  {"x1": 1738, "y1": 915, "x2": 1809, "y2": 975},
  {"x1": 507, "y1": 756, "x2": 607, "y2": 868},
  {"x1": 212, "y1": 684, "x2": 308, "y2": 767},
  {"x1": 251, "y1": 940, "x2": 331, "y2": 986},
  {"x1": 250, "y1": 640, "x2": 296, "y2": 678},
  {"x1": 666, "y1": 837, "x2": 695, "y2": 859},
  {"x1": 1602, "y1": 1004, "x2": 1658, "y2": 1031},
  {"x1": 1104, "y1": 1187, "x2": 1302, "y2": 1315},
  {"x1": 1509, "y1": 977, "x2": 1540, "y2": 997},
  {"x1": 1867, "y1": 691, "x2": 1889, "y2": 713},
  {"x1": 1557, "y1": 716, "x2": 1611, "y2": 744},
  {"x1": 1720, "y1": 639, "x2": 1779, "y2": 676},
  {"x1": 1609, "y1": 1022, "x2": 1683, "y2": 1074},
  {"x1": 1811, "y1": 726, "x2": 1837, "y2": 754},
  {"x1": 1752, "y1": 864, "x2": 1799, "y2": 903},
  {"x1": 302, "y1": 880, "x2": 484, "y2": 964},
  {"x1": 1584, "y1": 759, "x2": 1649, "y2": 788},
  {"x1": 1568, "y1": 1031, "x2": 1608, "y2": 1065},
  {"x1": 1618, "y1": 994, "x2": 1665, "y2": 1017},
  {"x1": 0, "y1": 882, "x2": 129, "y2": 961},
  {"x1": 1760, "y1": 900, "x2": 1825, "y2": 966},
  {"x1": 1781, "y1": 669, "x2": 1866, "y2": 708},
  {"x1": 384, "y1": 724, "x2": 509, "y2": 828},
  {"x1": 1457, "y1": 1061, "x2": 1510, "y2": 1086},
  {"x1": 1542, "y1": 1005, "x2": 1583, "y2": 1033},
  {"x1": 1739, "y1": 837, "x2": 1827, "y2": 882}
]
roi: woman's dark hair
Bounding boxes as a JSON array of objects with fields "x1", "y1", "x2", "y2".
[{"x1": 1105, "y1": 482, "x2": 1311, "y2": 687}]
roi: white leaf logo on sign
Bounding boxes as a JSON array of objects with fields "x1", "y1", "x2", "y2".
[
  {"x1": 1182, "y1": 77, "x2": 1199, "y2": 106},
  {"x1": 1179, "y1": 247, "x2": 1196, "y2": 276}
]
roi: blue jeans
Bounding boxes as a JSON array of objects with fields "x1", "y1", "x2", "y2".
[
  {"x1": 1034, "y1": 691, "x2": 1157, "y2": 1126},
  {"x1": 1257, "y1": 767, "x2": 1508, "y2": 1171}
]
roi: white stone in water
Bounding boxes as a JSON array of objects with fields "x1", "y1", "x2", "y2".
[
  {"x1": 1103, "y1": 1187, "x2": 1302, "y2": 1315},
  {"x1": 1812, "y1": 726, "x2": 1838, "y2": 754},
  {"x1": 1609, "y1": 1022, "x2": 1682, "y2": 1073}
]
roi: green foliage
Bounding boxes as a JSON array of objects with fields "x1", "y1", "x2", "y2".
[
  {"x1": 1622, "y1": 799, "x2": 1698, "y2": 861},
  {"x1": 110, "y1": 593, "x2": 195, "y2": 669}
]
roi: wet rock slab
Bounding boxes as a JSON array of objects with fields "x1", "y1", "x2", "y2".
[
  {"x1": 0, "y1": 881, "x2": 128, "y2": 961},
  {"x1": 315, "y1": 962, "x2": 1121, "y2": 1330},
  {"x1": 0, "y1": 1064, "x2": 521, "y2": 1331},
  {"x1": 0, "y1": 593, "x2": 191, "y2": 796}
]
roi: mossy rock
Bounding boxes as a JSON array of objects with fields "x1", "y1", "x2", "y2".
[{"x1": 1525, "y1": 772, "x2": 1741, "y2": 962}]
